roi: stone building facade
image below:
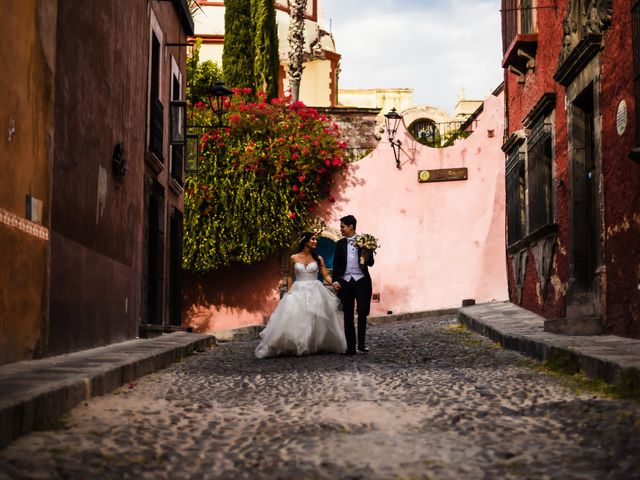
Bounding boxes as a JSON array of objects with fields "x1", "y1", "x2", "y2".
[
  {"x1": 502, "y1": 0, "x2": 640, "y2": 338},
  {"x1": 0, "y1": 0, "x2": 193, "y2": 365},
  {"x1": 0, "y1": 1, "x2": 58, "y2": 365}
]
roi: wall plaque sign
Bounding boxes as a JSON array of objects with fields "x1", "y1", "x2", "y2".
[
  {"x1": 418, "y1": 167, "x2": 468, "y2": 183},
  {"x1": 616, "y1": 100, "x2": 627, "y2": 136}
]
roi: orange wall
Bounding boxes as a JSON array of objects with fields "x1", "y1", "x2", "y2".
[{"x1": 0, "y1": 1, "x2": 57, "y2": 365}]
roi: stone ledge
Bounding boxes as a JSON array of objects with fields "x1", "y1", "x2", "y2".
[
  {"x1": 0, "y1": 332, "x2": 215, "y2": 448},
  {"x1": 458, "y1": 302, "x2": 640, "y2": 389},
  {"x1": 369, "y1": 308, "x2": 458, "y2": 325}
]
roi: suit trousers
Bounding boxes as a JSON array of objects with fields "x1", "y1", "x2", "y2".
[{"x1": 339, "y1": 277, "x2": 372, "y2": 352}]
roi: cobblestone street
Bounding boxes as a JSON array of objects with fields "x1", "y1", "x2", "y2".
[{"x1": 1, "y1": 316, "x2": 639, "y2": 480}]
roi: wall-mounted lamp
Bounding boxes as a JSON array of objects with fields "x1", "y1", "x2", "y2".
[
  {"x1": 384, "y1": 107, "x2": 403, "y2": 169},
  {"x1": 170, "y1": 81, "x2": 234, "y2": 174},
  {"x1": 207, "y1": 81, "x2": 234, "y2": 127}
]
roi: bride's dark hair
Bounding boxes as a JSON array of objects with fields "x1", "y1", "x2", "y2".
[{"x1": 296, "y1": 231, "x2": 320, "y2": 264}]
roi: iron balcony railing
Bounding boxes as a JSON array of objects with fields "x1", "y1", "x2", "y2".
[
  {"x1": 409, "y1": 120, "x2": 469, "y2": 148},
  {"x1": 502, "y1": 0, "x2": 535, "y2": 54}
]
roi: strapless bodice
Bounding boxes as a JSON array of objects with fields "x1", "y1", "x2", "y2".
[{"x1": 294, "y1": 261, "x2": 319, "y2": 282}]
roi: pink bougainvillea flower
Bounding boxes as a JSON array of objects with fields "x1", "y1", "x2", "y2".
[
  {"x1": 292, "y1": 185, "x2": 299, "y2": 192},
  {"x1": 288, "y1": 211, "x2": 296, "y2": 219}
]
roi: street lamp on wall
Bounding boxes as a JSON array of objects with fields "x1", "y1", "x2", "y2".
[
  {"x1": 384, "y1": 107, "x2": 403, "y2": 169},
  {"x1": 207, "y1": 81, "x2": 234, "y2": 127},
  {"x1": 170, "y1": 81, "x2": 234, "y2": 174}
]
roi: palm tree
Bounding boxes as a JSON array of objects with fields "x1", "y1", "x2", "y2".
[{"x1": 288, "y1": 0, "x2": 306, "y2": 102}]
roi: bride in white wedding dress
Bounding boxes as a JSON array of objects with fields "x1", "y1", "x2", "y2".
[{"x1": 255, "y1": 232, "x2": 347, "y2": 358}]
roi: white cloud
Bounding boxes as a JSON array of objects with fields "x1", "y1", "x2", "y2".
[{"x1": 322, "y1": 0, "x2": 503, "y2": 113}]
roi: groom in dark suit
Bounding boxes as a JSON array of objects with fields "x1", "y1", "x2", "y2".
[{"x1": 331, "y1": 215, "x2": 374, "y2": 355}]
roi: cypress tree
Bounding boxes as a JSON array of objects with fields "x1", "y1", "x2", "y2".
[
  {"x1": 223, "y1": 0, "x2": 255, "y2": 91},
  {"x1": 252, "y1": 0, "x2": 280, "y2": 101}
]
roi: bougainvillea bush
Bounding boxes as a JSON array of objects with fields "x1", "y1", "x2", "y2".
[{"x1": 183, "y1": 91, "x2": 348, "y2": 272}]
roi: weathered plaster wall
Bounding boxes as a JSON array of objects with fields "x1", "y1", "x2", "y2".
[
  {"x1": 316, "y1": 107, "x2": 380, "y2": 160},
  {"x1": 48, "y1": 0, "x2": 149, "y2": 354},
  {"x1": 505, "y1": 1, "x2": 640, "y2": 338},
  {"x1": 183, "y1": 256, "x2": 282, "y2": 333},
  {"x1": 323, "y1": 92, "x2": 509, "y2": 315},
  {"x1": 504, "y1": 1, "x2": 569, "y2": 320},
  {"x1": 599, "y1": 2, "x2": 640, "y2": 338},
  {"x1": 183, "y1": 92, "x2": 508, "y2": 331},
  {"x1": 0, "y1": 0, "x2": 57, "y2": 365}
]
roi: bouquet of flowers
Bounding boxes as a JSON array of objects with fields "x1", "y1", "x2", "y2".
[{"x1": 353, "y1": 233, "x2": 380, "y2": 265}]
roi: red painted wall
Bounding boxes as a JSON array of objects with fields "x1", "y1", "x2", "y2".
[
  {"x1": 504, "y1": 0, "x2": 640, "y2": 338},
  {"x1": 599, "y1": 2, "x2": 640, "y2": 337}
]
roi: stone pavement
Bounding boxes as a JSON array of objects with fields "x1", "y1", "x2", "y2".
[
  {"x1": 0, "y1": 332, "x2": 215, "y2": 449},
  {"x1": 1, "y1": 315, "x2": 639, "y2": 479},
  {"x1": 458, "y1": 302, "x2": 640, "y2": 387}
]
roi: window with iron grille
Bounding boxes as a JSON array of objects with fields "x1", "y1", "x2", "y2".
[
  {"x1": 633, "y1": 0, "x2": 640, "y2": 146},
  {"x1": 527, "y1": 117, "x2": 553, "y2": 232},
  {"x1": 149, "y1": 31, "x2": 164, "y2": 162},
  {"x1": 506, "y1": 147, "x2": 526, "y2": 246}
]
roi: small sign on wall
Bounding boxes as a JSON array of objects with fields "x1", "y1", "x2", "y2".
[
  {"x1": 418, "y1": 167, "x2": 468, "y2": 183},
  {"x1": 616, "y1": 100, "x2": 627, "y2": 136}
]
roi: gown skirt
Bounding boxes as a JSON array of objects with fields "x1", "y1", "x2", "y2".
[{"x1": 255, "y1": 262, "x2": 347, "y2": 358}]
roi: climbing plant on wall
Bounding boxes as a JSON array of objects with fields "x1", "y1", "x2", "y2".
[{"x1": 183, "y1": 92, "x2": 348, "y2": 272}]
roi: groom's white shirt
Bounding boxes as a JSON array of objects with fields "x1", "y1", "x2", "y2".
[{"x1": 343, "y1": 235, "x2": 364, "y2": 282}]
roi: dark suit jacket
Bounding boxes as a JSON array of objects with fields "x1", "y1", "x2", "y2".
[{"x1": 332, "y1": 237, "x2": 375, "y2": 282}]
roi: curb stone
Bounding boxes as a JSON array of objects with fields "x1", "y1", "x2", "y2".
[
  {"x1": 458, "y1": 301, "x2": 640, "y2": 391},
  {"x1": 0, "y1": 332, "x2": 215, "y2": 448}
]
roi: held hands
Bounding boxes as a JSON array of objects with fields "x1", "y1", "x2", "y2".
[{"x1": 331, "y1": 281, "x2": 341, "y2": 291}]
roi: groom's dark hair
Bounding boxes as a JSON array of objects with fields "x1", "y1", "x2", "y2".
[{"x1": 340, "y1": 215, "x2": 357, "y2": 229}]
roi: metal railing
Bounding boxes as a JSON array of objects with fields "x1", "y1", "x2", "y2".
[
  {"x1": 506, "y1": 148, "x2": 525, "y2": 246},
  {"x1": 502, "y1": 0, "x2": 535, "y2": 54},
  {"x1": 527, "y1": 119, "x2": 553, "y2": 232},
  {"x1": 149, "y1": 97, "x2": 164, "y2": 162}
]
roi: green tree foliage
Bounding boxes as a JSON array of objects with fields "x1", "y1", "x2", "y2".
[
  {"x1": 252, "y1": 0, "x2": 280, "y2": 101},
  {"x1": 183, "y1": 93, "x2": 348, "y2": 272},
  {"x1": 187, "y1": 39, "x2": 223, "y2": 105},
  {"x1": 223, "y1": 0, "x2": 255, "y2": 91}
]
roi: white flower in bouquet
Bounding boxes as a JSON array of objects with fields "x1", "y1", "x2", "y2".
[{"x1": 353, "y1": 233, "x2": 380, "y2": 264}]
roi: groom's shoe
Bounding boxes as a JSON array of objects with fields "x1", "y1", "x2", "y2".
[
  {"x1": 357, "y1": 346, "x2": 369, "y2": 353},
  {"x1": 343, "y1": 349, "x2": 356, "y2": 356}
]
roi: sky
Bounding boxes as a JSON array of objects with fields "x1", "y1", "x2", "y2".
[{"x1": 321, "y1": 0, "x2": 504, "y2": 113}]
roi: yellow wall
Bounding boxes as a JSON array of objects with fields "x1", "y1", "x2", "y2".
[
  {"x1": 0, "y1": 0, "x2": 57, "y2": 365},
  {"x1": 299, "y1": 60, "x2": 332, "y2": 107}
]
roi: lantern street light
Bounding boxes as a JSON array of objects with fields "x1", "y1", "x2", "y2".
[
  {"x1": 384, "y1": 107, "x2": 403, "y2": 169},
  {"x1": 170, "y1": 81, "x2": 234, "y2": 174}
]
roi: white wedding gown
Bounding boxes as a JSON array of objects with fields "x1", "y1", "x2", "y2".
[{"x1": 255, "y1": 261, "x2": 347, "y2": 358}]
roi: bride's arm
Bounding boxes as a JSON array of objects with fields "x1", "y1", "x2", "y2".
[
  {"x1": 318, "y1": 256, "x2": 332, "y2": 285},
  {"x1": 287, "y1": 256, "x2": 295, "y2": 290}
]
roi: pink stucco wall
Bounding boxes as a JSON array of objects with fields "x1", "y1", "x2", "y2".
[
  {"x1": 184, "y1": 92, "x2": 508, "y2": 332},
  {"x1": 324, "y1": 91, "x2": 508, "y2": 315}
]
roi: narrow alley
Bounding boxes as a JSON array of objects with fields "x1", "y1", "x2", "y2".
[{"x1": 1, "y1": 316, "x2": 638, "y2": 479}]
